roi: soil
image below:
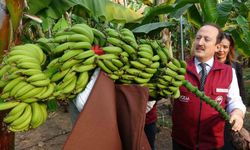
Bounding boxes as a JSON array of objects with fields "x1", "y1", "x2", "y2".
[{"x1": 15, "y1": 99, "x2": 250, "y2": 150}]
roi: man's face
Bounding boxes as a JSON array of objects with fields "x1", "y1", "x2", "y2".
[{"x1": 194, "y1": 25, "x2": 220, "y2": 62}]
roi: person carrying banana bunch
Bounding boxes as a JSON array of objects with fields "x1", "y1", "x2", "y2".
[{"x1": 171, "y1": 23, "x2": 246, "y2": 150}]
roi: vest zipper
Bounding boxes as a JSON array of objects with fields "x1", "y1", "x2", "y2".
[{"x1": 196, "y1": 100, "x2": 202, "y2": 150}]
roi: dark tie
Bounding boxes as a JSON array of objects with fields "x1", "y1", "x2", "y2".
[{"x1": 199, "y1": 63, "x2": 207, "y2": 91}]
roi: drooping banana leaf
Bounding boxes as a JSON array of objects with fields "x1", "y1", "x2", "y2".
[
  {"x1": 186, "y1": 5, "x2": 202, "y2": 29},
  {"x1": 132, "y1": 22, "x2": 175, "y2": 34},
  {"x1": 27, "y1": 0, "x2": 143, "y2": 23},
  {"x1": 231, "y1": 29, "x2": 250, "y2": 56},
  {"x1": 141, "y1": 0, "x2": 198, "y2": 24},
  {"x1": 215, "y1": 1, "x2": 233, "y2": 27},
  {"x1": 6, "y1": 0, "x2": 25, "y2": 33},
  {"x1": 199, "y1": 0, "x2": 218, "y2": 23}
]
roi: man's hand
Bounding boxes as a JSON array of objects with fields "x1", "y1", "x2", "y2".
[{"x1": 230, "y1": 109, "x2": 244, "y2": 131}]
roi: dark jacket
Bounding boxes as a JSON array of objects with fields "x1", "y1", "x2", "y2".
[
  {"x1": 226, "y1": 61, "x2": 246, "y2": 105},
  {"x1": 172, "y1": 57, "x2": 232, "y2": 149}
]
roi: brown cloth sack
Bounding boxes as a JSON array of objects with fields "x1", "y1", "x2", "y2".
[
  {"x1": 63, "y1": 71, "x2": 151, "y2": 150},
  {"x1": 232, "y1": 127, "x2": 250, "y2": 150}
]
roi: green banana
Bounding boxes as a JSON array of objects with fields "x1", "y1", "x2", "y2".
[
  {"x1": 130, "y1": 61, "x2": 146, "y2": 70},
  {"x1": 171, "y1": 58, "x2": 181, "y2": 68},
  {"x1": 53, "y1": 34, "x2": 91, "y2": 43},
  {"x1": 30, "y1": 102, "x2": 44, "y2": 128},
  {"x1": 74, "y1": 50, "x2": 95, "y2": 60},
  {"x1": 103, "y1": 59, "x2": 118, "y2": 71},
  {"x1": 97, "y1": 54, "x2": 119, "y2": 60},
  {"x1": 102, "y1": 46, "x2": 123, "y2": 54},
  {"x1": 70, "y1": 24, "x2": 94, "y2": 43},
  {"x1": 165, "y1": 68, "x2": 178, "y2": 77},
  {"x1": 178, "y1": 68, "x2": 187, "y2": 75},
  {"x1": 17, "y1": 62, "x2": 41, "y2": 70},
  {"x1": 138, "y1": 45, "x2": 153, "y2": 55},
  {"x1": 0, "y1": 101, "x2": 20, "y2": 111},
  {"x1": 61, "y1": 59, "x2": 82, "y2": 71},
  {"x1": 15, "y1": 84, "x2": 35, "y2": 98},
  {"x1": 152, "y1": 55, "x2": 160, "y2": 61},
  {"x1": 70, "y1": 42, "x2": 92, "y2": 50},
  {"x1": 171, "y1": 80, "x2": 183, "y2": 87},
  {"x1": 73, "y1": 64, "x2": 96, "y2": 72},
  {"x1": 134, "y1": 77, "x2": 150, "y2": 84},
  {"x1": 82, "y1": 55, "x2": 97, "y2": 65},
  {"x1": 3, "y1": 102, "x2": 28, "y2": 123},
  {"x1": 107, "y1": 37, "x2": 124, "y2": 47},
  {"x1": 105, "y1": 28, "x2": 120, "y2": 38},
  {"x1": 138, "y1": 58, "x2": 153, "y2": 66},
  {"x1": 10, "y1": 104, "x2": 31, "y2": 127},
  {"x1": 92, "y1": 28, "x2": 106, "y2": 39},
  {"x1": 149, "y1": 62, "x2": 160, "y2": 69},
  {"x1": 30, "y1": 78, "x2": 50, "y2": 87},
  {"x1": 9, "y1": 81, "x2": 28, "y2": 97},
  {"x1": 144, "y1": 68, "x2": 157, "y2": 74},
  {"x1": 111, "y1": 59, "x2": 124, "y2": 68},
  {"x1": 26, "y1": 73, "x2": 48, "y2": 82},
  {"x1": 51, "y1": 69, "x2": 70, "y2": 82},
  {"x1": 38, "y1": 83, "x2": 55, "y2": 99},
  {"x1": 3, "y1": 77, "x2": 24, "y2": 93},
  {"x1": 166, "y1": 62, "x2": 179, "y2": 72},
  {"x1": 62, "y1": 76, "x2": 77, "y2": 94},
  {"x1": 47, "y1": 58, "x2": 60, "y2": 69},
  {"x1": 19, "y1": 87, "x2": 44, "y2": 100},
  {"x1": 97, "y1": 60, "x2": 112, "y2": 74},
  {"x1": 59, "y1": 50, "x2": 84, "y2": 62},
  {"x1": 180, "y1": 60, "x2": 187, "y2": 69},
  {"x1": 76, "y1": 72, "x2": 89, "y2": 91}
]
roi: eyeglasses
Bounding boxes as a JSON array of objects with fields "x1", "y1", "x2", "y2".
[{"x1": 224, "y1": 32, "x2": 231, "y2": 37}]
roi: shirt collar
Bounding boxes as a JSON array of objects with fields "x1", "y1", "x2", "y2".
[{"x1": 194, "y1": 57, "x2": 214, "y2": 73}]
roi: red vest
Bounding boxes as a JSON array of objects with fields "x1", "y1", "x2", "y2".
[{"x1": 172, "y1": 57, "x2": 232, "y2": 149}]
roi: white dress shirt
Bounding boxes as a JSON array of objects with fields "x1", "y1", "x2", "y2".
[{"x1": 194, "y1": 57, "x2": 246, "y2": 114}]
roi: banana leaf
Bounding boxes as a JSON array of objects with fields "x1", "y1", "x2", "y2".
[
  {"x1": 6, "y1": 0, "x2": 24, "y2": 33},
  {"x1": 199, "y1": 0, "x2": 218, "y2": 23},
  {"x1": 186, "y1": 5, "x2": 202, "y2": 29},
  {"x1": 141, "y1": 0, "x2": 198, "y2": 24},
  {"x1": 132, "y1": 22, "x2": 175, "y2": 34},
  {"x1": 27, "y1": 0, "x2": 142, "y2": 23},
  {"x1": 215, "y1": 1, "x2": 233, "y2": 27},
  {"x1": 231, "y1": 30, "x2": 250, "y2": 56}
]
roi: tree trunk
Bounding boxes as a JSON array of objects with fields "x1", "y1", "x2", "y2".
[{"x1": 0, "y1": 111, "x2": 15, "y2": 150}]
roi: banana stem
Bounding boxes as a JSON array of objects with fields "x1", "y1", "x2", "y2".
[{"x1": 182, "y1": 80, "x2": 230, "y2": 121}]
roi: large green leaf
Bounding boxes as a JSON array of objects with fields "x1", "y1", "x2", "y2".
[
  {"x1": 6, "y1": 0, "x2": 25, "y2": 33},
  {"x1": 132, "y1": 22, "x2": 175, "y2": 34},
  {"x1": 27, "y1": 0, "x2": 53, "y2": 14},
  {"x1": 199, "y1": 0, "x2": 218, "y2": 23},
  {"x1": 27, "y1": 0, "x2": 142, "y2": 24},
  {"x1": 216, "y1": 1, "x2": 233, "y2": 27},
  {"x1": 231, "y1": 29, "x2": 250, "y2": 56},
  {"x1": 141, "y1": 0, "x2": 198, "y2": 24},
  {"x1": 186, "y1": 5, "x2": 202, "y2": 29}
]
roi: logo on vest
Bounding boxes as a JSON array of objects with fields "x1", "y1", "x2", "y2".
[
  {"x1": 179, "y1": 95, "x2": 190, "y2": 102},
  {"x1": 215, "y1": 96, "x2": 223, "y2": 104}
]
